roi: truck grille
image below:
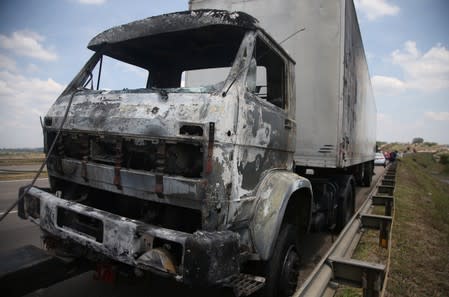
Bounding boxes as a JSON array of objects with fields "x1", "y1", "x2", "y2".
[{"x1": 49, "y1": 132, "x2": 204, "y2": 178}]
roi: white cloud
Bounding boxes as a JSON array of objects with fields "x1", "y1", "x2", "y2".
[
  {"x1": 391, "y1": 41, "x2": 449, "y2": 91},
  {"x1": 373, "y1": 41, "x2": 449, "y2": 95},
  {"x1": 0, "y1": 53, "x2": 17, "y2": 72},
  {"x1": 0, "y1": 30, "x2": 58, "y2": 61},
  {"x1": 26, "y1": 63, "x2": 39, "y2": 73},
  {"x1": 77, "y1": 0, "x2": 106, "y2": 4},
  {"x1": 0, "y1": 70, "x2": 64, "y2": 148},
  {"x1": 372, "y1": 75, "x2": 406, "y2": 95},
  {"x1": 354, "y1": 0, "x2": 400, "y2": 21},
  {"x1": 424, "y1": 112, "x2": 449, "y2": 121}
]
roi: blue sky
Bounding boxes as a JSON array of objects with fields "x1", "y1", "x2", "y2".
[{"x1": 0, "y1": 0, "x2": 448, "y2": 148}]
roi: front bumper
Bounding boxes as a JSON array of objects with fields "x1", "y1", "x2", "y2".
[{"x1": 18, "y1": 187, "x2": 239, "y2": 285}]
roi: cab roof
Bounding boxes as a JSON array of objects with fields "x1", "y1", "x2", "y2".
[
  {"x1": 87, "y1": 10, "x2": 294, "y2": 69},
  {"x1": 88, "y1": 10, "x2": 259, "y2": 50}
]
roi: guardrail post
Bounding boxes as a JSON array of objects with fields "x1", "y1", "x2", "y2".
[
  {"x1": 385, "y1": 199, "x2": 392, "y2": 217},
  {"x1": 328, "y1": 257, "x2": 385, "y2": 297},
  {"x1": 377, "y1": 185, "x2": 394, "y2": 196},
  {"x1": 362, "y1": 269, "x2": 382, "y2": 297},
  {"x1": 379, "y1": 220, "x2": 389, "y2": 248},
  {"x1": 372, "y1": 195, "x2": 394, "y2": 216},
  {"x1": 381, "y1": 178, "x2": 395, "y2": 187},
  {"x1": 360, "y1": 214, "x2": 392, "y2": 249}
]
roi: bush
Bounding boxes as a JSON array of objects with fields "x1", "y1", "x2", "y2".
[
  {"x1": 423, "y1": 142, "x2": 437, "y2": 147},
  {"x1": 412, "y1": 137, "x2": 424, "y2": 144},
  {"x1": 440, "y1": 154, "x2": 449, "y2": 165}
]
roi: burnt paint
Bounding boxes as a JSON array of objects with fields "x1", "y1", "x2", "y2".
[
  {"x1": 88, "y1": 10, "x2": 259, "y2": 52},
  {"x1": 39, "y1": 16, "x2": 304, "y2": 270},
  {"x1": 236, "y1": 91, "x2": 294, "y2": 190}
]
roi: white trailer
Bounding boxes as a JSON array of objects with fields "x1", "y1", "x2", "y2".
[{"x1": 189, "y1": 0, "x2": 376, "y2": 172}]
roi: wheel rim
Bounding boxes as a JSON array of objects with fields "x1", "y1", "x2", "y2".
[{"x1": 279, "y1": 245, "x2": 300, "y2": 296}]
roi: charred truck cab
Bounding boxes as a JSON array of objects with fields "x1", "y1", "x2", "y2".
[{"x1": 19, "y1": 10, "x2": 313, "y2": 294}]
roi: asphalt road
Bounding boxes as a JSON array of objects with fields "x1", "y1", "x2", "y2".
[
  {"x1": 0, "y1": 166, "x2": 384, "y2": 296},
  {"x1": 0, "y1": 179, "x2": 48, "y2": 253}
]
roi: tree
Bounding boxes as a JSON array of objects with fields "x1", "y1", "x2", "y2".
[{"x1": 412, "y1": 137, "x2": 424, "y2": 144}]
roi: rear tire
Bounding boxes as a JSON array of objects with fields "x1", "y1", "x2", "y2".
[
  {"x1": 362, "y1": 161, "x2": 373, "y2": 187},
  {"x1": 336, "y1": 183, "x2": 354, "y2": 232},
  {"x1": 262, "y1": 224, "x2": 301, "y2": 297},
  {"x1": 354, "y1": 163, "x2": 364, "y2": 186}
]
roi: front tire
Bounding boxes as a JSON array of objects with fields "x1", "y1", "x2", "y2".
[{"x1": 262, "y1": 224, "x2": 301, "y2": 297}]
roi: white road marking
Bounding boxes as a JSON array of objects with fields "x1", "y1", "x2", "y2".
[{"x1": 0, "y1": 210, "x2": 18, "y2": 216}]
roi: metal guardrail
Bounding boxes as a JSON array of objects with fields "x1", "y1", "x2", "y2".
[{"x1": 295, "y1": 163, "x2": 398, "y2": 297}]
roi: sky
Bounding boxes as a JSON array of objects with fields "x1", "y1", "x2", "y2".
[{"x1": 0, "y1": 0, "x2": 448, "y2": 148}]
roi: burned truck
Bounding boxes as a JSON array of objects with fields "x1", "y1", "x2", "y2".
[{"x1": 19, "y1": 3, "x2": 375, "y2": 297}]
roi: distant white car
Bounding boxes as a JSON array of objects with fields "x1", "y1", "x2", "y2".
[{"x1": 375, "y1": 152, "x2": 387, "y2": 167}]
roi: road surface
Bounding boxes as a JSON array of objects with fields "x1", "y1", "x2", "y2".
[
  {"x1": 0, "y1": 179, "x2": 47, "y2": 253},
  {"x1": 0, "y1": 167, "x2": 385, "y2": 296}
]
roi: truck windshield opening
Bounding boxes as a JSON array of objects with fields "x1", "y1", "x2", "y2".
[{"x1": 88, "y1": 26, "x2": 246, "y2": 91}]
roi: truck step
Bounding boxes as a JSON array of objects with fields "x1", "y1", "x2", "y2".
[{"x1": 226, "y1": 273, "x2": 266, "y2": 297}]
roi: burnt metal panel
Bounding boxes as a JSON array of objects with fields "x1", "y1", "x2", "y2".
[
  {"x1": 339, "y1": 0, "x2": 376, "y2": 167},
  {"x1": 249, "y1": 170, "x2": 312, "y2": 260},
  {"x1": 23, "y1": 187, "x2": 189, "y2": 269},
  {"x1": 21, "y1": 187, "x2": 243, "y2": 285},
  {"x1": 88, "y1": 10, "x2": 259, "y2": 50},
  {"x1": 184, "y1": 231, "x2": 239, "y2": 285},
  {"x1": 47, "y1": 158, "x2": 206, "y2": 210}
]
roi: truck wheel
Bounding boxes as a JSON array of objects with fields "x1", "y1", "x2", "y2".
[
  {"x1": 262, "y1": 224, "x2": 300, "y2": 297},
  {"x1": 362, "y1": 162, "x2": 373, "y2": 187},
  {"x1": 336, "y1": 184, "x2": 354, "y2": 232},
  {"x1": 354, "y1": 163, "x2": 364, "y2": 186}
]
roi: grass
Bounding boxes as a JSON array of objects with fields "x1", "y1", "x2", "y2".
[
  {"x1": 352, "y1": 229, "x2": 388, "y2": 264},
  {"x1": 379, "y1": 142, "x2": 449, "y2": 155},
  {"x1": 335, "y1": 287, "x2": 362, "y2": 297},
  {"x1": 0, "y1": 172, "x2": 47, "y2": 180},
  {"x1": 336, "y1": 153, "x2": 449, "y2": 297},
  {"x1": 385, "y1": 154, "x2": 449, "y2": 297},
  {"x1": 0, "y1": 152, "x2": 45, "y2": 165},
  {"x1": 0, "y1": 151, "x2": 46, "y2": 180}
]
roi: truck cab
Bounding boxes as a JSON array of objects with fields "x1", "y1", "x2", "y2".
[{"x1": 20, "y1": 10, "x2": 313, "y2": 295}]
